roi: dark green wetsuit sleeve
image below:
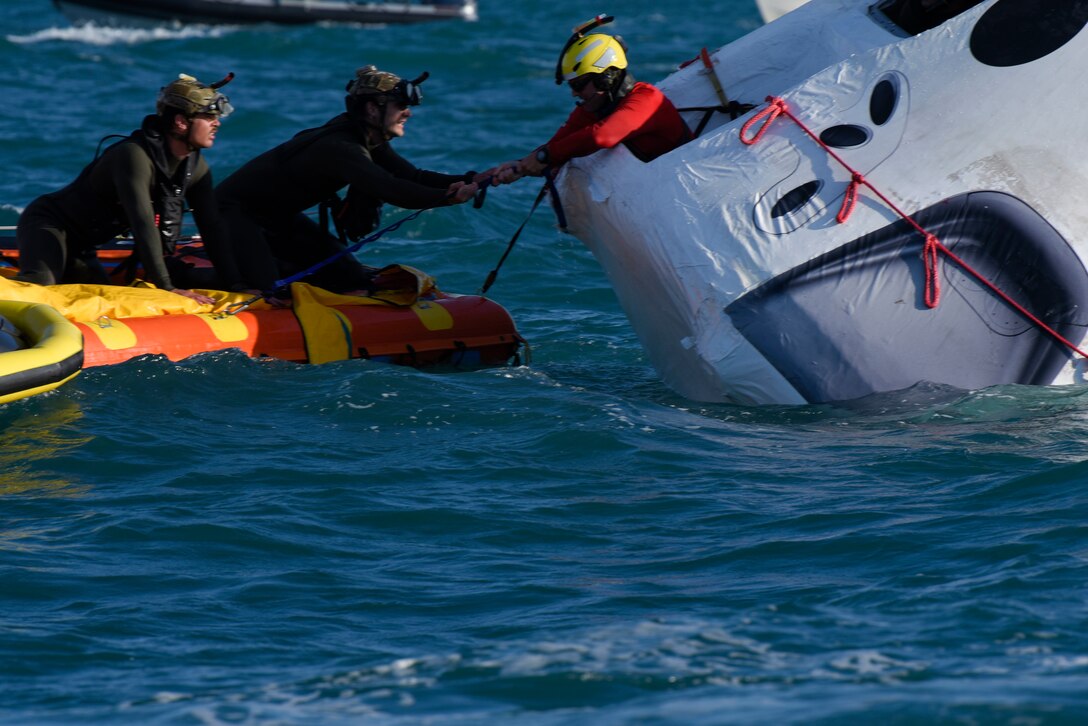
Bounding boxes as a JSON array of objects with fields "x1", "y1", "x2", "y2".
[
  {"x1": 110, "y1": 143, "x2": 174, "y2": 289},
  {"x1": 187, "y1": 161, "x2": 244, "y2": 290},
  {"x1": 334, "y1": 141, "x2": 458, "y2": 210},
  {"x1": 369, "y1": 143, "x2": 467, "y2": 192}
]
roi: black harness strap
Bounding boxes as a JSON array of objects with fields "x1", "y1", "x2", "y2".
[
  {"x1": 679, "y1": 101, "x2": 757, "y2": 137},
  {"x1": 478, "y1": 182, "x2": 550, "y2": 296}
]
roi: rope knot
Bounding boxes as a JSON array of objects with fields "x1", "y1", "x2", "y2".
[
  {"x1": 837, "y1": 172, "x2": 866, "y2": 223},
  {"x1": 923, "y1": 233, "x2": 941, "y2": 309},
  {"x1": 740, "y1": 96, "x2": 788, "y2": 146}
]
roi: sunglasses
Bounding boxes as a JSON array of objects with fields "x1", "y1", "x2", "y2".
[{"x1": 568, "y1": 75, "x2": 595, "y2": 92}]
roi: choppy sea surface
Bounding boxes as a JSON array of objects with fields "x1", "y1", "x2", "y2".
[{"x1": 2, "y1": 1, "x2": 1087, "y2": 723}]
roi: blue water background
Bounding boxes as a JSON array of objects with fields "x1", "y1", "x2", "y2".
[{"x1": 2, "y1": 1, "x2": 1087, "y2": 723}]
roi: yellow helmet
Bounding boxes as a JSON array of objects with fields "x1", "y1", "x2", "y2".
[
  {"x1": 557, "y1": 33, "x2": 628, "y2": 84},
  {"x1": 157, "y1": 73, "x2": 234, "y2": 117}
]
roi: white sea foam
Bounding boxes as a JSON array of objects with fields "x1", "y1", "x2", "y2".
[
  {"x1": 6, "y1": 22, "x2": 234, "y2": 47},
  {"x1": 1043, "y1": 655, "x2": 1088, "y2": 670},
  {"x1": 828, "y1": 650, "x2": 928, "y2": 678}
]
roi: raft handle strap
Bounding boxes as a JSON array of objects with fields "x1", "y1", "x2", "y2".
[
  {"x1": 677, "y1": 102, "x2": 757, "y2": 137},
  {"x1": 676, "y1": 47, "x2": 755, "y2": 137},
  {"x1": 544, "y1": 167, "x2": 567, "y2": 230}
]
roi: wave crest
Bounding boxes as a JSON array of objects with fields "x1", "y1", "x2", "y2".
[{"x1": 7, "y1": 22, "x2": 234, "y2": 47}]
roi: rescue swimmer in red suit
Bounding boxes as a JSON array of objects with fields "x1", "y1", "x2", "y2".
[{"x1": 490, "y1": 14, "x2": 690, "y2": 185}]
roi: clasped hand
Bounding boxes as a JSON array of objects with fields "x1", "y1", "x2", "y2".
[
  {"x1": 445, "y1": 180, "x2": 481, "y2": 204},
  {"x1": 479, "y1": 152, "x2": 547, "y2": 188}
]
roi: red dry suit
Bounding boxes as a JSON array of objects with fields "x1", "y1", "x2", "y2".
[{"x1": 544, "y1": 81, "x2": 690, "y2": 165}]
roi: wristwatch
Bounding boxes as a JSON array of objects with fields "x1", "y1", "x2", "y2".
[{"x1": 535, "y1": 146, "x2": 550, "y2": 164}]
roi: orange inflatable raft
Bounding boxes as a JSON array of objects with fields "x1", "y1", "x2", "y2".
[
  {"x1": 0, "y1": 236, "x2": 525, "y2": 387},
  {"x1": 75, "y1": 288, "x2": 523, "y2": 369}
]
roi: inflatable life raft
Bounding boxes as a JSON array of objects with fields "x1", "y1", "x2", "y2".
[
  {"x1": 0, "y1": 237, "x2": 524, "y2": 402},
  {"x1": 557, "y1": 0, "x2": 1088, "y2": 405},
  {"x1": 0, "y1": 301, "x2": 83, "y2": 405},
  {"x1": 72, "y1": 282, "x2": 523, "y2": 369}
]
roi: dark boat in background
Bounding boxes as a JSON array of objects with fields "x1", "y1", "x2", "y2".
[{"x1": 53, "y1": 0, "x2": 478, "y2": 26}]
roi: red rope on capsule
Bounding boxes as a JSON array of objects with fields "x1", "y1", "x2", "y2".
[
  {"x1": 923, "y1": 233, "x2": 941, "y2": 309},
  {"x1": 742, "y1": 96, "x2": 1088, "y2": 359},
  {"x1": 838, "y1": 172, "x2": 864, "y2": 224},
  {"x1": 740, "y1": 96, "x2": 788, "y2": 145}
]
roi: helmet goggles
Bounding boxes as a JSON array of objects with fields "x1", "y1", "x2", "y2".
[
  {"x1": 195, "y1": 92, "x2": 233, "y2": 117},
  {"x1": 389, "y1": 73, "x2": 428, "y2": 106}
]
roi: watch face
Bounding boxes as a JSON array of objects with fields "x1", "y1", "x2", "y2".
[{"x1": 536, "y1": 148, "x2": 548, "y2": 163}]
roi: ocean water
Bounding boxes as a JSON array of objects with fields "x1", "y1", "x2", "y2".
[{"x1": 2, "y1": 1, "x2": 1088, "y2": 724}]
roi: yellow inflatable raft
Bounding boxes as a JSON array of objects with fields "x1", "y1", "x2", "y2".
[{"x1": 0, "y1": 300, "x2": 84, "y2": 404}]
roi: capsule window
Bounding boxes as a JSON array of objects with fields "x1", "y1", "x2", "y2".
[
  {"x1": 971, "y1": 0, "x2": 1088, "y2": 67},
  {"x1": 870, "y1": 78, "x2": 897, "y2": 126},
  {"x1": 771, "y1": 180, "x2": 822, "y2": 219},
  {"x1": 819, "y1": 124, "x2": 869, "y2": 149},
  {"x1": 875, "y1": 0, "x2": 986, "y2": 36}
]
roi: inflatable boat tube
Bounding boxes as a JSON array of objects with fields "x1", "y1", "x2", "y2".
[{"x1": 0, "y1": 301, "x2": 84, "y2": 404}]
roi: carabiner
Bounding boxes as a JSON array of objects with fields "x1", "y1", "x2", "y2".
[{"x1": 224, "y1": 294, "x2": 261, "y2": 316}]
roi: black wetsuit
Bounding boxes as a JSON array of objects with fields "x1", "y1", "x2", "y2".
[
  {"x1": 215, "y1": 112, "x2": 469, "y2": 293},
  {"x1": 15, "y1": 114, "x2": 239, "y2": 290}
]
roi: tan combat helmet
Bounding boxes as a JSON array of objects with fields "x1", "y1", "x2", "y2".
[
  {"x1": 346, "y1": 65, "x2": 427, "y2": 106},
  {"x1": 157, "y1": 73, "x2": 235, "y2": 117}
]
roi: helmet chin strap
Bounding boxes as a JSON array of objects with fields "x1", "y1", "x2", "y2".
[
  {"x1": 378, "y1": 104, "x2": 395, "y2": 141},
  {"x1": 598, "y1": 70, "x2": 635, "y2": 113},
  {"x1": 360, "y1": 99, "x2": 394, "y2": 143}
]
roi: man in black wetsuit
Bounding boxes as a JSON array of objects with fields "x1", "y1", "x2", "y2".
[
  {"x1": 15, "y1": 73, "x2": 243, "y2": 304},
  {"x1": 215, "y1": 65, "x2": 480, "y2": 296}
]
